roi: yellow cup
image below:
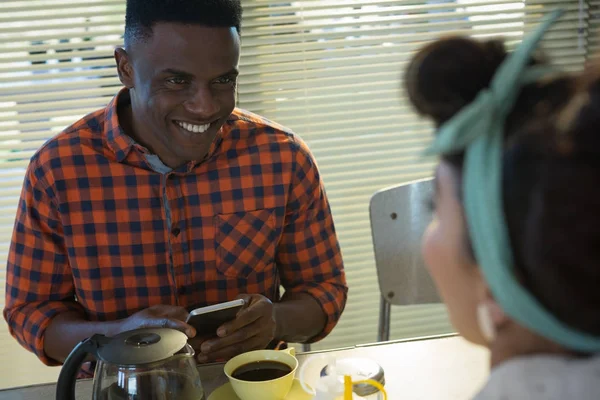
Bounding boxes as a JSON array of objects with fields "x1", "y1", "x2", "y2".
[{"x1": 223, "y1": 348, "x2": 298, "y2": 400}]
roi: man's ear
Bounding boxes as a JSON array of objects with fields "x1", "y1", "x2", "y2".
[{"x1": 115, "y1": 48, "x2": 134, "y2": 88}]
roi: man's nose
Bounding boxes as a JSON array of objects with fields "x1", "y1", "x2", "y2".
[{"x1": 183, "y1": 86, "x2": 220, "y2": 119}]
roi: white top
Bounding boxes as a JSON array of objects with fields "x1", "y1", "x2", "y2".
[{"x1": 474, "y1": 353, "x2": 600, "y2": 399}]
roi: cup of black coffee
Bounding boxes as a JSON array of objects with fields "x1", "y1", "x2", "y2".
[{"x1": 223, "y1": 348, "x2": 298, "y2": 400}]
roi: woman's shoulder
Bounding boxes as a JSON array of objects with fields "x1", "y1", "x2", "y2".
[{"x1": 473, "y1": 353, "x2": 600, "y2": 400}]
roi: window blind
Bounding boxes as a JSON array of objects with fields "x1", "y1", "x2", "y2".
[
  {"x1": 0, "y1": 0, "x2": 595, "y2": 389},
  {"x1": 588, "y1": 0, "x2": 600, "y2": 59}
]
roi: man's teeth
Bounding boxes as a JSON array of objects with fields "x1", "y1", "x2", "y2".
[{"x1": 177, "y1": 121, "x2": 211, "y2": 133}]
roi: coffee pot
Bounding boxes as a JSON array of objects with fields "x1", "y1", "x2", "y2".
[{"x1": 56, "y1": 328, "x2": 205, "y2": 400}]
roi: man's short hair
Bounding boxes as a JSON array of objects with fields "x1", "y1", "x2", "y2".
[{"x1": 124, "y1": 0, "x2": 242, "y2": 46}]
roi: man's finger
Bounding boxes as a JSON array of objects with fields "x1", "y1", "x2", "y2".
[
  {"x1": 188, "y1": 334, "x2": 213, "y2": 352},
  {"x1": 218, "y1": 299, "x2": 268, "y2": 336},
  {"x1": 202, "y1": 322, "x2": 263, "y2": 353},
  {"x1": 163, "y1": 306, "x2": 190, "y2": 321},
  {"x1": 147, "y1": 305, "x2": 189, "y2": 321},
  {"x1": 236, "y1": 294, "x2": 253, "y2": 306},
  {"x1": 150, "y1": 318, "x2": 196, "y2": 338},
  {"x1": 197, "y1": 334, "x2": 267, "y2": 363}
]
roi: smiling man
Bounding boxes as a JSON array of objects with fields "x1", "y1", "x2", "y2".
[{"x1": 4, "y1": 0, "x2": 347, "y2": 372}]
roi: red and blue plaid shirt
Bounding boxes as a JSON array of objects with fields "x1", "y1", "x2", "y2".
[{"x1": 4, "y1": 88, "x2": 347, "y2": 365}]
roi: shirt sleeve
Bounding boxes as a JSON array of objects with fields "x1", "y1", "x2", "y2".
[
  {"x1": 277, "y1": 136, "x2": 348, "y2": 342},
  {"x1": 3, "y1": 162, "x2": 83, "y2": 366}
]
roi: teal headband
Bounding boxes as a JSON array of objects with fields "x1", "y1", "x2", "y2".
[{"x1": 425, "y1": 9, "x2": 600, "y2": 352}]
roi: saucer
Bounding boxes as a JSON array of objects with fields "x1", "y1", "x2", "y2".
[{"x1": 207, "y1": 379, "x2": 312, "y2": 400}]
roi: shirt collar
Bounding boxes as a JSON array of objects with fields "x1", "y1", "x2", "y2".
[{"x1": 104, "y1": 87, "x2": 135, "y2": 163}]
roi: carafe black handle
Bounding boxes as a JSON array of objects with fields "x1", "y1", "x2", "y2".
[{"x1": 55, "y1": 334, "x2": 107, "y2": 400}]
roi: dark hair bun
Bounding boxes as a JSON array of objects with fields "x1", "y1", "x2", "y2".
[{"x1": 405, "y1": 37, "x2": 507, "y2": 126}]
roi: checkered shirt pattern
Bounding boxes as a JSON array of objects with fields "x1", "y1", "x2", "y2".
[{"x1": 4, "y1": 88, "x2": 347, "y2": 366}]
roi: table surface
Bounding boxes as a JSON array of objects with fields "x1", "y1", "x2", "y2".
[{"x1": 0, "y1": 334, "x2": 489, "y2": 400}]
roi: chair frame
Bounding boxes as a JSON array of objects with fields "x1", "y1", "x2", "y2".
[{"x1": 369, "y1": 178, "x2": 440, "y2": 342}]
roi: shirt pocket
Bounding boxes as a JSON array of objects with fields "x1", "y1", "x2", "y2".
[{"x1": 215, "y1": 209, "x2": 278, "y2": 278}]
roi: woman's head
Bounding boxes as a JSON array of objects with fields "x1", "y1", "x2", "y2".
[{"x1": 406, "y1": 36, "x2": 600, "y2": 351}]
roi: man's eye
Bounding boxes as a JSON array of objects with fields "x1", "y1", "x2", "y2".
[
  {"x1": 214, "y1": 76, "x2": 236, "y2": 85},
  {"x1": 167, "y1": 77, "x2": 189, "y2": 85}
]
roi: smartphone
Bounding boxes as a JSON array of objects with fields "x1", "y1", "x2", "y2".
[{"x1": 186, "y1": 299, "x2": 246, "y2": 336}]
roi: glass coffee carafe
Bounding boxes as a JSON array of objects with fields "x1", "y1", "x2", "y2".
[{"x1": 56, "y1": 328, "x2": 205, "y2": 400}]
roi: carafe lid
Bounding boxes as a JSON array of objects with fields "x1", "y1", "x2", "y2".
[{"x1": 97, "y1": 328, "x2": 189, "y2": 366}]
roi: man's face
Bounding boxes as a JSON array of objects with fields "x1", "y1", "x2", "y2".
[{"x1": 116, "y1": 23, "x2": 240, "y2": 168}]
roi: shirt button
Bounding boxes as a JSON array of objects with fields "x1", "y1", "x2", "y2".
[{"x1": 172, "y1": 227, "x2": 181, "y2": 237}]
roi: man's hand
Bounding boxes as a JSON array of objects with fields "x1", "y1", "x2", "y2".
[
  {"x1": 118, "y1": 305, "x2": 196, "y2": 338},
  {"x1": 44, "y1": 305, "x2": 197, "y2": 364},
  {"x1": 196, "y1": 294, "x2": 275, "y2": 363}
]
